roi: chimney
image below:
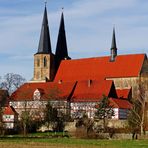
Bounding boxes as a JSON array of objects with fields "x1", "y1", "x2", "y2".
[
  {"x1": 58, "y1": 80, "x2": 62, "y2": 84},
  {"x1": 88, "y1": 79, "x2": 92, "y2": 87}
]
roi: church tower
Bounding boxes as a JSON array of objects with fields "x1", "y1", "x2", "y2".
[
  {"x1": 33, "y1": 5, "x2": 55, "y2": 82},
  {"x1": 55, "y1": 11, "x2": 70, "y2": 73}
]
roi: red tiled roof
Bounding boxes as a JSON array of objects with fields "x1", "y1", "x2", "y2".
[
  {"x1": 110, "y1": 98, "x2": 132, "y2": 109},
  {"x1": 3, "y1": 106, "x2": 18, "y2": 115},
  {"x1": 116, "y1": 88, "x2": 131, "y2": 99},
  {"x1": 11, "y1": 81, "x2": 76, "y2": 101},
  {"x1": 72, "y1": 80, "x2": 115, "y2": 102},
  {"x1": 54, "y1": 54, "x2": 145, "y2": 82}
]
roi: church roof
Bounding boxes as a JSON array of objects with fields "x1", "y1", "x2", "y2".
[
  {"x1": 72, "y1": 80, "x2": 116, "y2": 102},
  {"x1": 54, "y1": 54, "x2": 146, "y2": 82},
  {"x1": 37, "y1": 6, "x2": 52, "y2": 54}
]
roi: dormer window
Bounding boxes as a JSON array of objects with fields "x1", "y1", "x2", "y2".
[{"x1": 33, "y1": 89, "x2": 41, "y2": 100}]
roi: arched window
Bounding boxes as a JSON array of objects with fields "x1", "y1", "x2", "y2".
[
  {"x1": 44, "y1": 57, "x2": 47, "y2": 67},
  {"x1": 37, "y1": 59, "x2": 40, "y2": 67}
]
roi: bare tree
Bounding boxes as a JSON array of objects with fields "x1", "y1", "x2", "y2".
[
  {"x1": 128, "y1": 77, "x2": 148, "y2": 136},
  {"x1": 75, "y1": 113, "x2": 95, "y2": 138},
  {"x1": 136, "y1": 78, "x2": 148, "y2": 135},
  {"x1": 128, "y1": 99, "x2": 141, "y2": 139},
  {"x1": 1, "y1": 73, "x2": 26, "y2": 94},
  {"x1": 19, "y1": 101, "x2": 31, "y2": 136}
]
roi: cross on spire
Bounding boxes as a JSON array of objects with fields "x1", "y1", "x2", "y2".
[{"x1": 44, "y1": 0, "x2": 47, "y2": 6}]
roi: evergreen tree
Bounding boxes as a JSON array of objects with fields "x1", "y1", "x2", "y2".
[{"x1": 96, "y1": 95, "x2": 114, "y2": 130}]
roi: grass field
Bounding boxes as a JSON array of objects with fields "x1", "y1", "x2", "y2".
[{"x1": 0, "y1": 138, "x2": 148, "y2": 148}]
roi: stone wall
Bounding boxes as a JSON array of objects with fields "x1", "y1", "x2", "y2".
[{"x1": 33, "y1": 53, "x2": 55, "y2": 81}]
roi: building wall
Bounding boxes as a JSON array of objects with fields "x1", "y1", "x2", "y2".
[
  {"x1": 3, "y1": 115, "x2": 14, "y2": 122},
  {"x1": 106, "y1": 77, "x2": 139, "y2": 99},
  {"x1": 2, "y1": 114, "x2": 15, "y2": 129},
  {"x1": 9, "y1": 100, "x2": 68, "y2": 119},
  {"x1": 71, "y1": 102, "x2": 97, "y2": 118}
]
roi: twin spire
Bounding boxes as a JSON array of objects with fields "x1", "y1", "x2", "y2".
[
  {"x1": 37, "y1": 5, "x2": 69, "y2": 64},
  {"x1": 37, "y1": 5, "x2": 118, "y2": 63}
]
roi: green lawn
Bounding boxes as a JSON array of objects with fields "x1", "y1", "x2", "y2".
[{"x1": 0, "y1": 138, "x2": 148, "y2": 148}]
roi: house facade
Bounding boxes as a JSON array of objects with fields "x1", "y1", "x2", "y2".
[{"x1": 2, "y1": 106, "x2": 18, "y2": 129}]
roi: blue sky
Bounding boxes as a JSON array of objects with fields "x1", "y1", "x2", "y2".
[{"x1": 0, "y1": 0, "x2": 148, "y2": 80}]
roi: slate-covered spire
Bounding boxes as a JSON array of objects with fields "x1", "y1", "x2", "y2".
[
  {"x1": 55, "y1": 12, "x2": 70, "y2": 70},
  {"x1": 110, "y1": 27, "x2": 117, "y2": 62},
  {"x1": 37, "y1": 5, "x2": 52, "y2": 54}
]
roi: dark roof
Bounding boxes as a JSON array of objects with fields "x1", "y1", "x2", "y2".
[
  {"x1": 37, "y1": 6, "x2": 52, "y2": 54},
  {"x1": 55, "y1": 12, "x2": 70, "y2": 71},
  {"x1": 111, "y1": 28, "x2": 117, "y2": 51}
]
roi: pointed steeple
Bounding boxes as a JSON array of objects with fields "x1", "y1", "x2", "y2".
[
  {"x1": 110, "y1": 27, "x2": 117, "y2": 62},
  {"x1": 55, "y1": 11, "x2": 70, "y2": 70},
  {"x1": 37, "y1": 5, "x2": 52, "y2": 54}
]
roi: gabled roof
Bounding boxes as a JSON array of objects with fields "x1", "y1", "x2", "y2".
[
  {"x1": 54, "y1": 54, "x2": 146, "y2": 82},
  {"x1": 3, "y1": 106, "x2": 18, "y2": 115},
  {"x1": 11, "y1": 81, "x2": 76, "y2": 101},
  {"x1": 72, "y1": 80, "x2": 116, "y2": 102},
  {"x1": 110, "y1": 98, "x2": 132, "y2": 109}
]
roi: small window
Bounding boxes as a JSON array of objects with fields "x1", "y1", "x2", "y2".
[{"x1": 44, "y1": 57, "x2": 47, "y2": 67}]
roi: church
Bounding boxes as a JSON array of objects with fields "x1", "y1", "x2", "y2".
[{"x1": 9, "y1": 5, "x2": 148, "y2": 121}]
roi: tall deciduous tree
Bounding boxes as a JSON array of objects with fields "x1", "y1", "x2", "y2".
[
  {"x1": 95, "y1": 95, "x2": 114, "y2": 130},
  {"x1": 0, "y1": 73, "x2": 26, "y2": 94},
  {"x1": 128, "y1": 99, "x2": 141, "y2": 139},
  {"x1": 137, "y1": 78, "x2": 148, "y2": 135},
  {"x1": 129, "y1": 78, "x2": 148, "y2": 136}
]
